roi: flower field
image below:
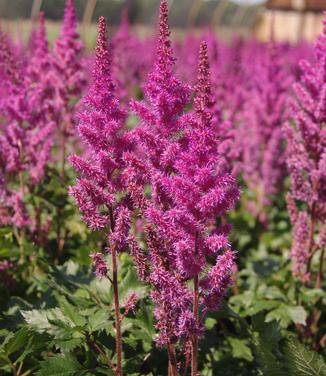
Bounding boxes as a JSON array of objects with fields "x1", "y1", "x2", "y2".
[{"x1": 0, "y1": 0, "x2": 325, "y2": 375}]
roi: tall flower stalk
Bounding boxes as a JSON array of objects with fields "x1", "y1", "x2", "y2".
[
  {"x1": 285, "y1": 14, "x2": 326, "y2": 285},
  {"x1": 0, "y1": 16, "x2": 56, "y2": 261},
  {"x1": 124, "y1": 2, "x2": 239, "y2": 374},
  {"x1": 54, "y1": 0, "x2": 86, "y2": 177},
  {"x1": 53, "y1": 0, "x2": 86, "y2": 260},
  {"x1": 239, "y1": 44, "x2": 291, "y2": 224},
  {"x1": 70, "y1": 17, "x2": 131, "y2": 376}
]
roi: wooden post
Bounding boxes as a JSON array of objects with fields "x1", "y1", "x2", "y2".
[
  {"x1": 211, "y1": 0, "x2": 229, "y2": 27},
  {"x1": 187, "y1": 0, "x2": 203, "y2": 28},
  {"x1": 30, "y1": 0, "x2": 43, "y2": 20},
  {"x1": 231, "y1": 2, "x2": 250, "y2": 28},
  {"x1": 292, "y1": 0, "x2": 306, "y2": 41},
  {"x1": 82, "y1": 0, "x2": 97, "y2": 26},
  {"x1": 168, "y1": 0, "x2": 176, "y2": 10}
]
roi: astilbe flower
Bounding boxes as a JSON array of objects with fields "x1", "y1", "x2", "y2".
[
  {"x1": 239, "y1": 44, "x2": 291, "y2": 224},
  {"x1": 159, "y1": 41, "x2": 239, "y2": 342},
  {"x1": 90, "y1": 252, "x2": 108, "y2": 278},
  {"x1": 0, "y1": 18, "x2": 56, "y2": 230},
  {"x1": 124, "y1": 0, "x2": 191, "y2": 345},
  {"x1": 124, "y1": 3, "x2": 239, "y2": 373},
  {"x1": 284, "y1": 14, "x2": 326, "y2": 283},
  {"x1": 53, "y1": 0, "x2": 87, "y2": 174},
  {"x1": 26, "y1": 13, "x2": 59, "y2": 127},
  {"x1": 70, "y1": 15, "x2": 131, "y2": 255},
  {"x1": 220, "y1": 36, "x2": 247, "y2": 125},
  {"x1": 69, "y1": 17, "x2": 132, "y2": 375},
  {"x1": 111, "y1": 9, "x2": 149, "y2": 104},
  {"x1": 54, "y1": 0, "x2": 86, "y2": 101},
  {"x1": 0, "y1": 30, "x2": 20, "y2": 108}
]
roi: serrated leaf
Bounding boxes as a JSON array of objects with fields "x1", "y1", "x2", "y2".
[
  {"x1": 53, "y1": 338, "x2": 83, "y2": 352},
  {"x1": 284, "y1": 337, "x2": 326, "y2": 376},
  {"x1": 262, "y1": 286, "x2": 287, "y2": 301},
  {"x1": 2, "y1": 327, "x2": 29, "y2": 356},
  {"x1": 228, "y1": 337, "x2": 253, "y2": 362},
  {"x1": 265, "y1": 304, "x2": 306, "y2": 328},
  {"x1": 286, "y1": 306, "x2": 307, "y2": 326},
  {"x1": 36, "y1": 354, "x2": 85, "y2": 376},
  {"x1": 22, "y1": 308, "x2": 65, "y2": 332},
  {"x1": 21, "y1": 308, "x2": 75, "y2": 338},
  {"x1": 252, "y1": 332, "x2": 287, "y2": 376},
  {"x1": 87, "y1": 309, "x2": 110, "y2": 333},
  {"x1": 58, "y1": 297, "x2": 87, "y2": 327},
  {"x1": 205, "y1": 317, "x2": 217, "y2": 330},
  {"x1": 252, "y1": 314, "x2": 282, "y2": 351},
  {"x1": 0, "y1": 227, "x2": 12, "y2": 236},
  {"x1": 248, "y1": 300, "x2": 280, "y2": 315}
]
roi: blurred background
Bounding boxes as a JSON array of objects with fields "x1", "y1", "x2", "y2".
[{"x1": 0, "y1": 0, "x2": 324, "y2": 45}]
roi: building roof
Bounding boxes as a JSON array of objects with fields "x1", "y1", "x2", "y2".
[{"x1": 266, "y1": 0, "x2": 325, "y2": 12}]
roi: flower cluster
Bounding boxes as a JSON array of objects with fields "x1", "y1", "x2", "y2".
[
  {"x1": 284, "y1": 14, "x2": 326, "y2": 282},
  {"x1": 0, "y1": 0, "x2": 87, "y2": 252},
  {"x1": 239, "y1": 44, "x2": 292, "y2": 223},
  {"x1": 123, "y1": 3, "x2": 239, "y2": 365}
]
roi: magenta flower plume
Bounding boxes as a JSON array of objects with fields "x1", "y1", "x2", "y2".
[
  {"x1": 0, "y1": 30, "x2": 21, "y2": 88},
  {"x1": 0, "y1": 22, "x2": 56, "y2": 229},
  {"x1": 54, "y1": 0, "x2": 86, "y2": 99},
  {"x1": 90, "y1": 252, "x2": 108, "y2": 278},
  {"x1": 111, "y1": 8, "x2": 148, "y2": 104},
  {"x1": 35, "y1": 12, "x2": 48, "y2": 58},
  {"x1": 69, "y1": 19, "x2": 131, "y2": 374},
  {"x1": 284, "y1": 13, "x2": 326, "y2": 283},
  {"x1": 238, "y1": 44, "x2": 291, "y2": 223},
  {"x1": 69, "y1": 15, "x2": 130, "y2": 256},
  {"x1": 164, "y1": 41, "x2": 239, "y2": 307},
  {"x1": 125, "y1": 4, "x2": 239, "y2": 364}
]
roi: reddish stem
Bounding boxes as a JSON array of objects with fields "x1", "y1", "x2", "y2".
[
  {"x1": 109, "y1": 207, "x2": 123, "y2": 376},
  {"x1": 192, "y1": 275, "x2": 199, "y2": 376},
  {"x1": 167, "y1": 344, "x2": 178, "y2": 376}
]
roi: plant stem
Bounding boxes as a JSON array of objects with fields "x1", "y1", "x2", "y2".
[
  {"x1": 56, "y1": 113, "x2": 70, "y2": 262},
  {"x1": 191, "y1": 275, "x2": 199, "y2": 376},
  {"x1": 306, "y1": 202, "x2": 316, "y2": 274},
  {"x1": 18, "y1": 169, "x2": 26, "y2": 264},
  {"x1": 60, "y1": 115, "x2": 68, "y2": 179},
  {"x1": 316, "y1": 247, "x2": 325, "y2": 289},
  {"x1": 111, "y1": 244, "x2": 122, "y2": 376},
  {"x1": 85, "y1": 333, "x2": 115, "y2": 370},
  {"x1": 109, "y1": 206, "x2": 123, "y2": 376},
  {"x1": 167, "y1": 344, "x2": 178, "y2": 376}
]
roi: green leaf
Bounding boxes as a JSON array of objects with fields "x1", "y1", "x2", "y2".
[
  {"x1": 286, "y1": 306, "x2": 307, "y2": 326},
  {"x1": 36, "y1": 354, "x2": 85, "y2": 376},
  {"x1": 21, "y1": 308, "x2": 75, "y2": 338},
  {"x1": 252, "y1": 332, "x2": 287, "y2": 376},
  {"x1": 58, "y1": 297, "x2": 87, "y2": 327},
  {"x1": 53, "y1": 338, "x2": 83, "y2": 352},
  {"x1": 265, "y1": 304, "x2": 307, "y2": 328},
  {"x1": 252, "y1": 314, "x2": 281, "y2": 351},
  {"x1": 263, "y1": 286, "x2": 287, "y2": 301},
  {"x1": 247, "y1": 300, "x2": 280, "y2": 315},
  {"x1": 205, "y1": 317, "x2": 217, "y2": 330},
  {"x1": 251, "y1": 316, "x2": 287, "y2": 376},
  {"x1": 228, "y1": 337, "x2": 253, "y2": 362},
  {"x1": 0, "y1": 227, "x2": 12, "y2": 236},
  {"x1": 87, "y1": 309, "x2": 110, "y2": 333},
  {"x1": 2, "y1": 327, "x2": 29, "y2": 356},
  {"x1": 284, "y1": 337, "x2": 326, "y2": 376},
  {"x1": 22, "y1": 308, "x2": 64, "y2": 332}
]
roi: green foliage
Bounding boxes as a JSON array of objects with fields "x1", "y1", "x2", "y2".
[
  {"x1": 36, "y1": 354, "x2": 86, "y2": 376},
  {"x1": 0, "y1": 161, "x2": 325, "y2": 375},
  {"x1": 284, "y1": 337, "x2": 326, "y2": 376}
]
